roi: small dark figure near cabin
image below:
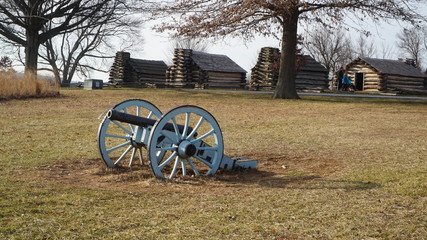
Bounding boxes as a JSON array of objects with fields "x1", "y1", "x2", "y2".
[{"x1": 341, "y1": 71, "x2": 354, "y2": 91}]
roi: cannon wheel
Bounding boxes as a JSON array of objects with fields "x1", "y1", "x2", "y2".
[
  {"x1": 148, "y1": 106, "x2": 224, "y2": 179},
  {"x1": 98, "y1": 99, "x2": 162, "y2": 168}
]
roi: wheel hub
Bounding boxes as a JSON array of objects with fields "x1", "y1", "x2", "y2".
[{"x1": 177, "y1": 140, "x2": 197, "y2": 158}]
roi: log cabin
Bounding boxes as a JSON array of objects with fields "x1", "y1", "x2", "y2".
[
  {"x1": 167, "y1": 49, "x2": 247, "y2": 89},
  {"x1": 296, "y1": 55, "x2": 329, "y2": 90},
  {"x1": 109, "y1": 52, "x2": 168, "y2": 87},
  {"x1": 336, "y1": 57, "x2": 427, "y2": 92}
]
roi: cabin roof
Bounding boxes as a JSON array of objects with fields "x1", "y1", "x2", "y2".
[
  {"x1": 128, "y1": 59, "x2": 168, "y2": 75},
  {"x1": 356, "y1": 57, "x2": 425, "y2": 78},
  {"x1": 191, "y1": 51, "x2": 246, "y2": 73},
  {"x1": 299, "y1": 55, "x2": 328, "y2": 73}
]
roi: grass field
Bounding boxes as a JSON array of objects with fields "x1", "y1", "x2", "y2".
[{"x1": 0, "y1": 89, "x2": 426, "y2": 239}]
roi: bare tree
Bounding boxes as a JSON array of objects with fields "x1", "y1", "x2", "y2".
[
  {"x1": 165, "y1": 37, "x2": 210, "y2": 65},
  {"x1": 304, "y1": 25, "x2": 352, "y2": 80},
  {"x1": 0, "y1": 56, "x2": 13, "y2": 72},
  {"x1": 341, "y1": 40, "x2": 356, "y2": 67},
  {"x1": 37, "y1": 1, "x2": 143, "y2": 86},
  {"x1": 397, "y1": 27, "x2": 425, "y2": 69},
  {"x1": 172, "y1": 37, "x2": 210, "y2": 52},
  {"x1": 378, "y1": 43, "x2": 396, "y2": 59},
  {"x1": 0, "y1": 0, "x2": 112, "y2": 77},
  {"x1": 354, "y1": 34, "x2": 377, "y2": 58},
  {"x1": 151, "y1": 0, "x2": 425, "y2": 99}
]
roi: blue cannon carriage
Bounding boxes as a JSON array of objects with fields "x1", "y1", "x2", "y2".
[{"x1": 98, "y1": 99, "x2": 258, "y2": 179}]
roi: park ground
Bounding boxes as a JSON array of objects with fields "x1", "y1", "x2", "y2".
[{"x1": 0, "y1": 89, "x2": 426, "y2": 239}]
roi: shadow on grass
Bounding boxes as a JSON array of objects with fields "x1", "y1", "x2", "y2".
[
  {"x1": 175, "y1": 88, "x2": 272, "y2": 100},
  {"x1": 31, "y1": 158, "x2": 381, "y2": 192},
  {"x1": 88, "y1": 164, "x2": 382, "y2": 191},
  {"x1": 215, "y1": 169, "x2": 381, "y2": 191},
  {"x1": 177, "y1": 88, "x2": 427, "y2": 105},
  {"x1": 300, "y1": 95, "x2": 427, "y2": 106}
]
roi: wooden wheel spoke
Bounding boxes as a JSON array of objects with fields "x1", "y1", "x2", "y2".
[
  {"x1": 181, "y1": 159, "x2": 187, "y2": 176},
  {"x1": 169, "y1": 156, "x2": 181, "y2": 179},
  {"x1": 112, "y1": 120, "x2": 132, "y2": 135},
  {"x1": 187, "y1": 116, "x2": 204, "y2": 140},
  {"x1": 114, "y1": 145, "x2": 133, "y2": 165},
  {"x1": 138, "y1": 148, "x2": 144, "y2": 165},
  {"x1": 171, "y1": 117, "x2": 180, "y2": 139},
  {"x1": 191, "y1": 129, "x2": 214, "y2": 144},
  {"x1": 187, "y1": 158, "x2": 200, "y2": 176},
  {"x1": 147, "y1": 111, "x2": 153, "y2": 119},
  {"x1": 193, "y1": 155, "x2": 213, "y2": 168},
  {"x1": 155, "y1": 146, "x2": 177, "y2": 152},
  {"x1": 159, "y1": 152, "x2": 177, "y2": 169},
  {"x1": 129, "y1": 147, "x2": 137, "y2": 167},
  {"x1": 107, "y1": 141, "x2": 131, "y2": 153},
  {"x1": 181, "y1": 112, "x2": 190, "y2": 140},
  {"x1": 105, "y1": 134, "x2": 130, "y2": 140}
]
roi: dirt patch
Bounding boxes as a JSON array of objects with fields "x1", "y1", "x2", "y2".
[
  {"x1": 31, "y1": 158, "x2": 155, "y2": 190},
  {"x1": 23, "y1": 153, "x2": 341, "y2": 191}
]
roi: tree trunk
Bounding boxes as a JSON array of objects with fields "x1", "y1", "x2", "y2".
[
  {"x1": 61, "y1": 77, "x2": 71, "y2": 87},
  {"x1": 273, "y1": 9, "x2": 300, "y2": 99},
  {"x1": 52, "y1": 66, "x2": 61, "y2": 87},
  {"x1": 25, "y1": 30, "x2": 40, "y2": 79},
  {"x1": 61, "y1": 62, "x2": 71, "y2": 87},
  {"x1": 45, "y1": 39, "x2": 61, "y2": 87}
]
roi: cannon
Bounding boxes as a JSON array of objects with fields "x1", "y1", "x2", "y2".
[{"x1": 98, "y1": 99, "x2": 258, "y2": 179}]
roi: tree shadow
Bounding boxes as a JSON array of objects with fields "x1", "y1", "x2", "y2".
[
  {"x1": 301, "y1": 94, "x2": 427, "y2": 106},
  {"x1": 34, "y1": 158, "x2": 381, "y2": 192},
  {"x1": 213, "y1": 169, "x2": 381, "y2": 191}
]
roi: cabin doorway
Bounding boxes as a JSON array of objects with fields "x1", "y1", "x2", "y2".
[{"x1": 355, "y1": 73, "x2": 364, "y2": 91}]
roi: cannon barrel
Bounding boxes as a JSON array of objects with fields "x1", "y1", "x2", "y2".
[{"x1": 107, "y1": 109, "x2": 193, "y2": 134}]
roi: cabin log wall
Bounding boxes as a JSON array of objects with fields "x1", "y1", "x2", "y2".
[{"x1": 250, "y1": 48, "x2": 329, "y2": 91}]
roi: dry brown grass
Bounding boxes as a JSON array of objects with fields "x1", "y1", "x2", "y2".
[
  {"x1": 0, "y1": 72, "x2": 59, "y2": 99},
  {"x1": 0, "y1": 89, "x2": 426, "y2": 239}
]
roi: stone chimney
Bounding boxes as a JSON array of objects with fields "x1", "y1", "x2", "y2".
[
  {"x1": 398, "y1": 58, "x2": 417, "y2": 68},
  {"x1": 109, "y1": 52, "x2": 131, "y2": 85}
]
